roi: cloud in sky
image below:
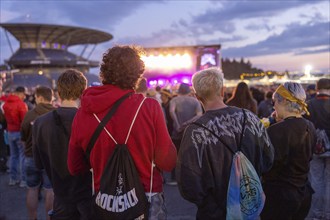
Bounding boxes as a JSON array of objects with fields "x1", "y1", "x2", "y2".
[
  {"x1": 245, "y1": 23, "x2": 274, "y2": 32},
  {"x1": 188, "y1": 0, "x2": 325, "y2": 34},
  {"x1": 0, "y1": 0, "x2": 329, "y2": 71},
  {"x1": 223, "y1": 21, "x2": 330, "y2": 58},
  {"x1": 3, "y1": 1, "x2": 160, "y2": 30},
  {"x1": 295, "y1": 47, "x2": 330, "y2": 55},
  {"x1": 195, "y1": 0, "x2": 324, "y2": 21}
]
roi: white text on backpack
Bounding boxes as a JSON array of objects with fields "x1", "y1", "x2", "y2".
[{"x1": 95, "y1": 188, "x2": 139, "y2": 212}]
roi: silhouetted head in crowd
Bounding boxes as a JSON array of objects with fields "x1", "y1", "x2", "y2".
[
  {"x1": 316, "y1": 78, "x2": 330, "y2": 91},
  {"x1": 15, "y1": 86, "x2": 26, "y2": 100},
  {"x1": 15, "y1": 86, "x2": 26, "y2": 94},
  {"x1": 156, "y1": 86, "x2": 161, "y2": 92},
  {"x1": 306, "y1": 84, "x2": 316, "y2": 100},
  {"x1": 160, "y1": 89, "x2": 172, "y2": 104},
  {"x1": 265, "y1": 91, "x2": 273, "y2": 100},
  {"x1": 57, "y1": 69, "x2": 87, "y2": 101},
  {"x1": 250, "y1": 87, "x2": 264, "y2": 104},
  {"x1": 135, "y1": 77, "x2": 148, "y2": 94},
  {"x1": 100, "y1": 45, "x2": 145, "y2": 89},
  {"x1": 307, "y1": 84, "x2": 316, "y2": 92},
  {"x1": 235, "y1": 82, "x2": 250, "y2": 95},
  {"x1": 229, "y1": 82, "x2": 254, "y2": 103},
  {"x1": 178, "y1": 83, "x2": 191, "y2": 95},
  {"x1": 35, "y1": 86, "x2": 53, "y2": 104},
  {"x1": 226, "y1": 81, "x2": 257, "y2": 113}
]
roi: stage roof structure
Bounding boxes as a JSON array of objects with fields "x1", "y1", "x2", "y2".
[
  {"x1": 0, "y1": 23, "x2": 113, "y2": 46},
  {"x1": 0, "y1": 23, "x2": 113, "y2": 89}
]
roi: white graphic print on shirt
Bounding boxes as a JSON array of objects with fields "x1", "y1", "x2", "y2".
[{"x1": 191, "y1": 111, "x2": 270, "y2": 168}]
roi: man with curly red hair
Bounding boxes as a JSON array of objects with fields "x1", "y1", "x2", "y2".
[{"x1": 68, "y1": 45, "x2": 177, "y2": 219}]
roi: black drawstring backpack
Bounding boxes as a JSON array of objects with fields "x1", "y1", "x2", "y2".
[{"x1": 86, "y1": 93, "x2": 153, "y2": 220}]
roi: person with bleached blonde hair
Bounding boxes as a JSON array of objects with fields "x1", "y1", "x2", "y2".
[{"x1": 177, "y1": 67, "x2": 273, "y2": 219}]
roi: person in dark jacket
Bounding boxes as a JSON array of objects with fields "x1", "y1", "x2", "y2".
[
  {"x1": 306, "y1": 84, "x2": 317, "y2": 101},
  {"x1": 176, "y1": 67, "x2": 274, "y2": 219},
  {"x1": 160, "y1": 89, "x2": 174, "y2": 137},
  {"x1": 258, "y1": 91, "x2": 274, "y2": 118},
  {"x1": 32, "y1": 69, "x2": 92, "y2": 220},
  {"x1": 305, "y1": 78, "x2": 330, "y2": 220},
  {"x1": 21, "y1": 86, "x2": 55, "y2": 220},
  {"x1": 261, "y1": 82, "x2": 316, "y2": 220}
]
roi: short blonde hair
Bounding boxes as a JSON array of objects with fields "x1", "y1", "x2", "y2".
[{"x1": 192, "y1": 67, "x2": 224, "y2": 101}]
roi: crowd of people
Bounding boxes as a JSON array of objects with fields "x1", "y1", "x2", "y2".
[{"x1": 0, "y1": 44, "x2": 329, "y2": 220}]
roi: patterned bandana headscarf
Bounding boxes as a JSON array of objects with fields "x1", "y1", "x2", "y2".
[{"x1": 275, "y1": 84, "x2": 310, "y2": 116}]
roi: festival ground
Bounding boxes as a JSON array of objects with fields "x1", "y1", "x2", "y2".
[{"x1": 0, "y1": 171, "x2": 196, "y2": 220}]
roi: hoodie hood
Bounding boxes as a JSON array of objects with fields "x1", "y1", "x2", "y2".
[
  {"x1": 35, "y1": 103, "x2": 55, "y2": 115},
  {"x1": 81, "y1": 84, "x2": 135, "y2": 114}
]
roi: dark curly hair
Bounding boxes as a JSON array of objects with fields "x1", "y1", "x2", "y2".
[{"x1": 100, "y1": 45, "x2": 145, "y2": 89}]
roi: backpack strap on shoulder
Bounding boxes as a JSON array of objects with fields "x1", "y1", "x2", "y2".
[
  {"x1": 192, "y1": 121, "x2": 236, "y2": 155},
  {"x1": 93, "y1": 114, "x2": 118, "y2": 144},
  {"x1": 119, "y1": 96, "x2": 153, "y2": 202},
  {"x1": 93, "y1": 96, "x2": 147, "y2": 145},
  {"x1": 85, "y1": 92, "x2": 132, "y2": 159},
  {"x1": 192, "y1": 108, "x2": 247, "y2": 154},
  {"x1": 238, "y1": 109, "x2": 247, "y2": 151},
  {"x1": 128, "y1": 97, "x2": 154, "y2": 202},
  {"x1": 92, "y1": 96, "x2": 147, "y2": 146},
  {"x1": 124, "y1": 97, "x2": 146, "y2": 144}
]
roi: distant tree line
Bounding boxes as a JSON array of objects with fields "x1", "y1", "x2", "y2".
[
  {"x1": 0, "y1": 65, "x2": 9, "y2": 71},
  {"x1": 221, "y1": 58, "x2": 264, "y2": 80}
]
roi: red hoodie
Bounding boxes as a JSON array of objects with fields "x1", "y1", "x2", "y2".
[
  {"x1": 68, "y1": 85, "x2": 177, "y2": 193},
  {"x1": 3, "y1": 94, "x2": 28, "y2": 132}
]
